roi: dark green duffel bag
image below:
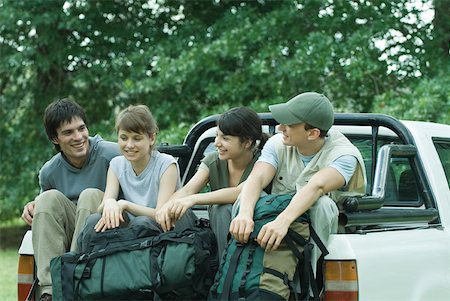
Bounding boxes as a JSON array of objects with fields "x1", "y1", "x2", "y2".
[{"x1": 50, "y1": 218, "x2": 218, "y2": 301}]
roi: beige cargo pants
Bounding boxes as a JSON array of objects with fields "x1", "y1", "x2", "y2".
[{"x1": 32, "y1": 188, "x2": 103, "y2": 296}]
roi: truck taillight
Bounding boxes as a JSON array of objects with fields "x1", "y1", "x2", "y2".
[
  {"x1": 324, "y1": 260, "x2": 358, "y2": 301},
  {"x1": 18, "y1": 254, "x2": 35, "y2": 301}
]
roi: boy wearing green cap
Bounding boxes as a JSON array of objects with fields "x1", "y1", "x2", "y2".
[{"x1": 229, "y1": 92, "x2": 366, "y2": 271}]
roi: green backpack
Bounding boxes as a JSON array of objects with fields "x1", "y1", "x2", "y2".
[
  {"x1": 50, "y1": 218, "x2": 218, "y2": 301},
  {"x1": 208, "y1": 194, "x2": 328, "y2": 301}
]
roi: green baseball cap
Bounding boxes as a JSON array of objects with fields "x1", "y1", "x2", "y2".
[{"x1": 269, "y1": 92, "x2": 334, "y2": 130}]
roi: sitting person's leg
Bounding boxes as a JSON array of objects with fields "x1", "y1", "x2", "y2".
[
  {"x1": 33, "y1": 190, "x2": 76, "y2": 297},
  {"x1": 71, "y1": 188, "x2": 104, "y2": 252},
  {"x1": 208, "y1": 204, "x2": 232, "y2": 259},
  {"x1": 76, "y1": 212, "x2": 102, "y2": 253},
  {"x1": 308, "y1": 195, "x2": 338, "y2": 275}
]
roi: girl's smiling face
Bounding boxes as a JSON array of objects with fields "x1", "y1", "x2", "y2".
[
  {"x1": 118, "y1": 129, "x2": 155, "y2": 164},
  {"x1": 214, "y1": 128, "x2": 250, "y2": 160}
]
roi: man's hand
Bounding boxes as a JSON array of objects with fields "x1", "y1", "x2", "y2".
[
  {"x1": 169, "y1": 197, "x2": 195, "y2": 221},
  {"x1": 155, "y1": 202, "x2": 175, "y2": 232},
  {"x1": 256, "y1": 216, "x2": 290, "y2": 251},
  {"x1": 229, "y1": 214, "x2": 254, "y2": 243},
  {"x1": 21, "y1": 201, "x2": 36, "y2": 226}
]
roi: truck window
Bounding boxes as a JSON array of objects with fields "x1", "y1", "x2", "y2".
[
  {"x1": 389, "y1": 157, "x2": 420, "y2": 204},
  {"x1": 349, "y1": 135, "x2": 422, "y2": 207},
  {"x1": 433, "y1": 139, "x2": 450, "y2": 188}
]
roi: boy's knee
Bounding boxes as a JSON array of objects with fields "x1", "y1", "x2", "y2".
[
  {"x1": 34, "y1": 190, "x2": 67, "y2": 213},
  {"x1": 79, "y1": 188, "x2": 103, "y2": 199},
  {"x1": 310, "y1": 196, "x2": 339, "y2": 235},
  {"x1": 313, "y1": 196, "x2": 338, "y2": 216},
  {"x1": 77, "y1": 188, "x2": 103, "y2": 211}
]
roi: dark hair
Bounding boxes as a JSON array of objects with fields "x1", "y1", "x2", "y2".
[
  {"x1": 217, "y1": 107, "x2": 268, "y2": 151},
  {"x1": 304, "y1": 123, "x2": 328, "y2": 138},
  {"x1": 44, "y1": 98, "x2": 88, "y2": 151}
]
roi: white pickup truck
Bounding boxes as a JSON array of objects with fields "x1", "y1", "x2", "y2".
[{"x1": 18, "y1": 113, "x2": 450, "y2": 301}]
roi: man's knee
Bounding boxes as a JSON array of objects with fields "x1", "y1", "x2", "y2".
[
  {"x1": 311, "y1": 196, "x2": 338, "y2": 217},
  {"x1": 34, "y1": 190, "x2": 70, "y2": 214},
  {"x1": 77, "y1": 188, "x2": 103, "y2": 211},
  {"x1": 310, "y1": 196, "x2": 339, "y2": 234}
]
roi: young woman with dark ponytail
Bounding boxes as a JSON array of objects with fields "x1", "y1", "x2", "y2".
[{"x1": 157, "y1": 107, "x2": 268, "y2": 257}]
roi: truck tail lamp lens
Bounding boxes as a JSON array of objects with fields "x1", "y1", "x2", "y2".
[
  {"x1": 324, "y1": 260, "x2": 358, "y2": 301},
  {"x1": 18, "y1": 254, "x2": 35, "y2": 301}
]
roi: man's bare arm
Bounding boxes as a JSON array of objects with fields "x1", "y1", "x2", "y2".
[{"x1": 229, "y1": 162, "x2": 276, "y2": 243}]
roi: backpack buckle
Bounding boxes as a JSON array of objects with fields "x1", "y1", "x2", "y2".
[{"x1": 82, "y1": 267, "x2": 91, "y2": 278}]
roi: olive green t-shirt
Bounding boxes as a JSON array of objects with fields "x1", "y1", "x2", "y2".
[{"x1": 199, "y1": 151, "x2": 260, "y2": 190}]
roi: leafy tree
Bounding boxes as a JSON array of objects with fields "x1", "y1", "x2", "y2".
[
  {"x1": 0, "y1": 0, "x2": 184, "y2": 220},
  {"x1": 373, "y1": 68, "x2": 450, "y2": 123},
  {"x1": 126, "y1": 0, "x2": 443, "y2": 121},
  {"x1": 0, "y1": 0, "x2": 447, "y2": 221}
]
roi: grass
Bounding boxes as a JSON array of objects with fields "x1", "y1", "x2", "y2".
[
  {"x1": 0, "y1": 249, "x2": 19, "y2": 301},
  {"x1": 0, "y1": 218, "x2": 30, "y2": 301}
]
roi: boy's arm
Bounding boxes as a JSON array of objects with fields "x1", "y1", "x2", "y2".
[
  {"x1": 22, "y1": 166, "x2": 50, "y2": 226},
  {"x1": 21, "y1": 201, "x2": 35, "y2": 226},
  {"x1": 229, "y1": 161, "x2": 276, "y2": 243},
  {"x1": 257, "y1": 166, "x2": 345, "y2": 251}
]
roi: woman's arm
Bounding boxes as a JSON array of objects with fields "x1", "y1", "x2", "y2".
[
  {"x1": 97, "y1": 167, "x2": 120, "y2": 212},
  {"x1": 169, "y1": 167, "x2": 210, "y2": 201},
  {"x1": 95, "y1": 167, "x2": 123, "y2": 231}
]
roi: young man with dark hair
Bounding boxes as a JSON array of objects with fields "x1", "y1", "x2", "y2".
[{"x1": 21, "y1": 98, "x2": 120, "y2": 301}]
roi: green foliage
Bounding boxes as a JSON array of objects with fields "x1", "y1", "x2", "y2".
[
  {"x1": 373, "y1": 67, "x2": 450, "y2": 124},
  {"x1": 0, "y1": 0, "x2": 448, "y2": 221}
]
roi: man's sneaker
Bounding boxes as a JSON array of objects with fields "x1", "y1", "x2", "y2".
[{"x1": 39, "y1": 293, "x2": 52, "y2": 301}]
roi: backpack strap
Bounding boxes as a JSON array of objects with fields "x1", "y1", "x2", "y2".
[
  {"x1": 60, "y1": 253, "x2": 81, "y2": 301},
  {"x1": 220, "y1": 243, "x2": 245, "y2": 301},
  {"x1": 285, "y1": 231, "x2": 312, "y2": 301},
  {"x1": 83, "y1": 236, "x2": 155, "y2": 261},
  {"x1": 309, "y1": 225, "x2": 329, "y2": 296},
  {"x1": 262, "y1": 267, "x2": 290, "y2": 287},
  {"x1": 74, "y1": 256, "x2": 98, "y2": 300},
  {"x1": 286, "y1": 224, "x2": 330, "y2": 300},
  {"x1": 238, "y1": 242, "x2": 257, "y2": 298}
]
